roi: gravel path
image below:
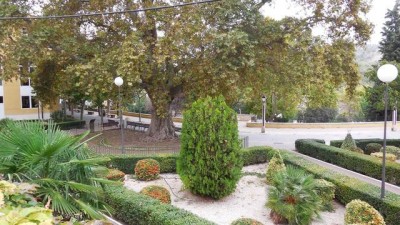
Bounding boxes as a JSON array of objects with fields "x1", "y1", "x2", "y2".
[{"x1": 124, "y1": 163, "x2": 345, "y2": 225}]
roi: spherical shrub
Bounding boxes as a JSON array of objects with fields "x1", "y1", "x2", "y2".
[
  {"x1": 106, "y1": 169, "x2": 125, "y2": 181},
  {"x1": 266, "y1": 151, "x2": 286, "y2": 185},
  {"x1": 365, "y1": 143, "x2": 382, "y2": 155},
  {"x1": 340, "y1": 133, "x2": 357, "y2": 150},
  {"x1": 382, "y1": 145, "x2": 400, "y2": 159},
  {"x1": 231, "y1": 218, "x2": 264, "y2": 225},
  {"x1": 177, "y1": 95, "x2": 243, "y2": 199},
  {"x1": 353, "y1": 147, "x2": 364, "y2": 154},
  {"x1": 134, "y1": 159, "x2": 160, "y2": 181},
  {"x1": 344, "y1": 199, "x2": 385, "y2": 225},
  {"x1": 140, "y1": 185, "x2": 171, "y2": 204},
  {"x1": 371, "y1": 152, "x2": 397, "y2": 162}
]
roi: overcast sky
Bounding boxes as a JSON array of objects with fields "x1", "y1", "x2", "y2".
[{"x1": 260, "y1": 0, "x2": 397, "y2": 45}]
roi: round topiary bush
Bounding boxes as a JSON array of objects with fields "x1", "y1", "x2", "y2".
[
  {"x1": 231, "y1": 218, "x2": 264, "y2": 225},
  {"x1": 371, "y1": 152, "x2": 397, "y2": 162},
  {"x1": 140, "y1": 185, "x2": 171, "y2": 204},
  {"x1": 344, "y1": 199, "x2": 385, "y2": 225},
  {"x1": 134, "y1": 159, "x2": 160, "y2": 181},
  {"x1": 106, "y1": 169, "x2": 126, "y2": 181},
  {"x1": 266, "y1": 151, "x2": 286, "y2": 185},
  {"x1": 177, "y1": 95, "x2": 243, "y2": 199},
  {"x1": 365, "y1": 143, "x2": 382, "y2": 155},
  {"x1": 353, "y1": 147, "x2": 364, "y2": 154},
  {"x1": 340, "y1": 133, "x2": 357, "y2": 151},
  {"x1": 382, "y1": 145, "x2": 400, "y2": 159}
]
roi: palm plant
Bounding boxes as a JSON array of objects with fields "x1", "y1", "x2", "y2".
[
  {"x1": 267, "y1": 166, "x2": 322, "y2": 225},
  {"x1": 0, "y1": 121, "x2": 113, "y2": 220}
]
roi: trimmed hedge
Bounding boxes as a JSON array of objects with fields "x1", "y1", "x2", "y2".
[
  {"x1": 108, "y1": 146, "x2": 274, "y2": 174},
  {"x1": 105, "y1": 185, "x2": 215, "y2": 225},
  {"x1": 55, "y1": 120, "x2": 86, "y2": 130},
  {"x1": 258, "y1": 147, "x2": 400, "y2": 225},
  {"x1": 296, "y1": 139, "x2": 400, "y2": 185},
  {"x1": 331, "y1": 138, "x2": 400, "y2": 151},
  {"x1": 108, "y1": 155, "x2": 178, "y2": 174}
]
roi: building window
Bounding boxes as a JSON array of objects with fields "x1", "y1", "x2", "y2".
[
  {"x1": 21, "y1": 96, "x2": 37, "y2": 108},
  {"x1": 0, "y1": 96, "x2": 3, "y2": 103},
  {"x1": 21, "y1": 96, "x2": 30, "y2": 108}
]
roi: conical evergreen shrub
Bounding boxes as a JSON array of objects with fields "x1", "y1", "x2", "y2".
[
  {"x1": 177, "y1": 95, "x2": 242, "y2": 199},
  {"x1": 340, "y1": 133, "x2": 357, "y2": 151},
  {"x1": 266, "y1": 151, "x2": 286, "y2": 185}
]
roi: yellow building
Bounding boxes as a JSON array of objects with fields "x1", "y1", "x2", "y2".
[{"x1": 0, "y1": 76, "x2": 52, "y2": 120}]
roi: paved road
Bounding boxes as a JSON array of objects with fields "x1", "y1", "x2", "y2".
[{"x1": 238, "y1": 121, "x2": 400, "y2": 150}]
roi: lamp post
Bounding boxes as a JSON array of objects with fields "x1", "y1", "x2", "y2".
[
  {"x1": 377, "y1": 64, "x2": 398, "y2": 199},
  {"x1": 261, "y1": 95, "x2": 266, "y2": 133},
  {"x1": 114, "y1": 77, "x2": 125, "y2": 154}
]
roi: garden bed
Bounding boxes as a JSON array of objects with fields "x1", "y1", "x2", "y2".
[{"x1": 123, "y1": 163, "x2": 345, "y2": 225}]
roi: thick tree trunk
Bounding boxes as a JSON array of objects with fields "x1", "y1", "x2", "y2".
[
  {"x1": 147, "y1": 111, "x2": 177, "y2": 140},
  {"x1": 80, "y1": 101, "x2": 84, "y2": 121}
]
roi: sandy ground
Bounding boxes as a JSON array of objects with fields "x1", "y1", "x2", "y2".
[{"x1": 124, "y1": 163, "x2": 345, "y2": 225}]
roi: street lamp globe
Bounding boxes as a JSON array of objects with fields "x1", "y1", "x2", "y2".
[
  {"x1": 378, "y1": 64, "x2": 398, "y2": 83},
  {"x1": 262, "y1": 95, "x2": 266, "y2": 103},
  {"x1": 114, "y1": 76, "x2": 124, "y2": 86}
]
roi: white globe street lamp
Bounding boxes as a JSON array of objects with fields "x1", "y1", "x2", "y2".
[
  {"x1": 114, "y1": 76, "x2": 125, "y2": 154},
  {"x1": 377, "y1": 64, "x2": 398, "y2": 199}
]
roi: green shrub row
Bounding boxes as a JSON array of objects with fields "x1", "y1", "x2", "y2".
[
  {"x1": 296, "y1": 139, "x2": 400, "y2": 185},
  {"x1": 105, "y1": 185, "x2": 216, "y2": 225},
  {"x1": 257, "y1": 146, "x2": 400, "y2": 225},
  {"x1": 330, "y1": 138, "x2": 400, "y2": 151},
  {"x1": 56, "y1": 120, "x2": 86, "y2": 130},
  {"x1": 108, "y1": 146, "x2": 274, "y2": 174},
  {"x1": 108, "y1": 155, "x2": 178, "y2": 174}
]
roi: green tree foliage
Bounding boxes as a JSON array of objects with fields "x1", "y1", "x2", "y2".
[
  {"x1": 363, "y1": 62, "x2": 400, "y2": 121},
  {"x1": 0, "y1": 0, "x2": 373, "y2": 139},
  {"x1": 177, "y1": 96, "x2": 242, "y2": 199},
  {"x1": 380, "y1": 1, "x2": 400, "y2": 62},
  {"x1": 300, "y1": 107, "x2": 338, "y2": 123},
  {"x1": 266, "y1": 151, "x2": 286, "y2": 185},
  {"x1": 0, "y1": 121, "x2": 112, "y2": 220},
  {"x1": 267, "y1": 166, "x2": 322, "y2": 225}
]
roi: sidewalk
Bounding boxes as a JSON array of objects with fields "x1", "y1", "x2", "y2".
[{"x1": 288, "y1": 150, "x2": 400, "y2": 195}]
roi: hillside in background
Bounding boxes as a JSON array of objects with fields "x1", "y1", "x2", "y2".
[{"x1": 356, "y1": 44, "x2": 381, "y2": 78}]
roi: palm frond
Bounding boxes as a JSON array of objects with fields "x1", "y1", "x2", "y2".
[
  {"x1": 60, "y1": 157, "x2": 111, "y2": 166},
  {"x1": 90, "y1": 177, "x2": 123, "y2": 185},
  {"x1": 75, "y1": 199, "x2": 105, "y2": 220}
]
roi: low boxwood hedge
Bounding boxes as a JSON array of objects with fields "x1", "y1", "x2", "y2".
[
  {"x1": 107, "y1": 146, "x2": 275, "y2": 173},
  {"x1": 296, "y1": 139, "x2": 400, "y2": 185},
  {"x1": 259, "y1": 147, "x2": 400, "y2": 225},
  {"x1": 330, "y1": 138, "x2": 400, "y2": 151},
  {"x1": 108, "y1": 155, "x2": 178, "y2": 174},
  {"x1": 54, "y1": 120, "x2": 86, "y2": 130},
  {"x1": 105, "y1": 185, "x2": 216, "y2": 225}
]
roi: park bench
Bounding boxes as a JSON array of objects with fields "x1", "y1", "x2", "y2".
[
  {"x1": 126, "y1": 121, "x2": 149, "y2": 131},
  {"x1": 102, "y1": 119, "x2": 119, "y2": 128}
]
